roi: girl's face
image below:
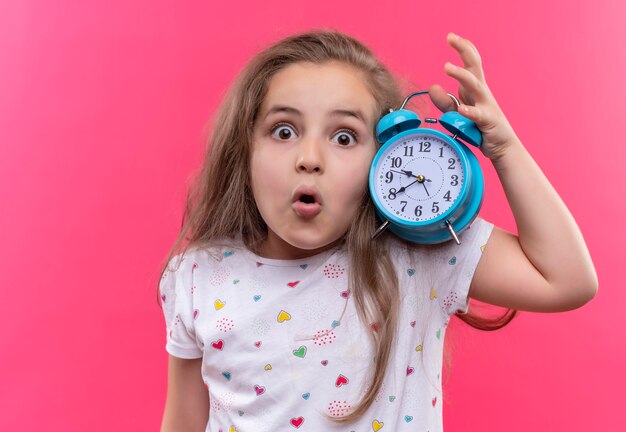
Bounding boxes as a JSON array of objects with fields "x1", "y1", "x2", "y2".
[{"x1": 251, "y1": 61, "x2": 378, "y2": 259}]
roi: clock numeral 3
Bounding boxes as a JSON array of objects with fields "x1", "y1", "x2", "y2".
[{"x1": 450, "y1": 175, "x2": 458, "y2": 186}]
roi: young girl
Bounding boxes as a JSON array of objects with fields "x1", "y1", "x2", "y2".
[{"x1": 158, "y1": 30, "x2": 598, "y2": 431}]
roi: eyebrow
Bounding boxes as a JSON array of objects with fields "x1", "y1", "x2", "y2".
[{"x1": 263, "y1": 105, "x2": 368, "y2": 124}]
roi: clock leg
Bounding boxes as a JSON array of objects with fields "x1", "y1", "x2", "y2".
[
  {"x1": 446, "y1": 220, "x2": 461, "y2": 245},
  {"x1": 372, "y1": 220, "x2": 391, "y2": 240}
]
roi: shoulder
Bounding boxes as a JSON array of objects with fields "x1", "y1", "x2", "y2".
[{"x1": 167, "y1": 237, "x2": 247, "y2": 270}]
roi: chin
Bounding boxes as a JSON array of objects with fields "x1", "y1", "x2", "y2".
[{"x1": 284, "y1": 231, "x2": 342, "y2": 253}]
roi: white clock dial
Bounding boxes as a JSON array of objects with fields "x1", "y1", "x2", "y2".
[{"x1": 374, "y1": 133, "x2": 465, "y2": 222}]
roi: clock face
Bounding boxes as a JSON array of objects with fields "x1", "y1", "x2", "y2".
[{"x1": 372, "y1": 132, "x2": 465, "y2": 222}]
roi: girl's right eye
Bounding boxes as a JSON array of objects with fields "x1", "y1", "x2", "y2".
[{"x1": 270, "y1": 123, "x2": 297, "y2": 141}]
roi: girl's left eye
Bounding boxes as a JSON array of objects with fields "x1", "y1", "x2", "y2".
[{"x1": 332, "y1": 129, "x2": 358, "y2": 146}]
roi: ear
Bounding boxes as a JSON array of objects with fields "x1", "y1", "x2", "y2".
[{"x1": 428, "y1": 84, "x2": 458, "y2": 113}]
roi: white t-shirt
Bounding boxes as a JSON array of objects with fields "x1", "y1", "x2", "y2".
[{"x1": 160, "y1": 217, "x2": 494, "y2": 431}]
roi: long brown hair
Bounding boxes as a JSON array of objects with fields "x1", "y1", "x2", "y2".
[{"x1": 156, "y1": 28, "x2": 517, "y2": 424}]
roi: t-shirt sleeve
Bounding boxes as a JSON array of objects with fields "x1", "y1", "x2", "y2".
[
  {"x1": 436, "y1": 217, "x2": 495, "y2": 316},
  {"x1": 159, "y1": 253, "x2": 204, "y2": 359}
]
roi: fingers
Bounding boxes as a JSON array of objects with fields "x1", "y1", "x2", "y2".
[
  {"x1": 458, "y1": 103, "x2": 487, "y2": 128},
  {"x1": 444, "y1": 62, "x2": 486, "y2": 105},
  {"x1": 446, "y1": 33, "x2": 485, "y2": 81},
  {"x1": 428, "y1": 84, "x2": 458, "y2": 113}
]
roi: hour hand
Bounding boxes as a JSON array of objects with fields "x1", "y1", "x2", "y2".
[{"x1": 390, "y1": 169, "x2": 412, "y2": 177}]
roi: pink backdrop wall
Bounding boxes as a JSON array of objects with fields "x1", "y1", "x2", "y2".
[{"x1": 1, "y1": 0, "x2": 623, "y2": 430}]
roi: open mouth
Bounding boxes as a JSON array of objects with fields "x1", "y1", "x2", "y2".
[
  {"x1": 292, "y1": 189, "x2": 322, "y2": 219},
  {"x1": 298, "y1": 194, "x2": 316, "y2": 204}
]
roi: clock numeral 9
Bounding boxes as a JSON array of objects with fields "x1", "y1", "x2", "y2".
[
  {"x1": 385, "y1": 171, "x2": 393, "y2": 183},
  {"x1": 450, "y1": 175, "x2": 458, "y2": 186}
]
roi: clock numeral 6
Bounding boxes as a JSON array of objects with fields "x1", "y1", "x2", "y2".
[{"x1": 414, "y1": 205, "x2": 422, "y2": 217}]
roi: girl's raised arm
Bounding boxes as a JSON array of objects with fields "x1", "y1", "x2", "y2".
[{"x1": 429, "y1": 33, "x2": 598, "y2": 313}]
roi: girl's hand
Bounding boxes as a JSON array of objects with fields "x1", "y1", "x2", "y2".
[{"x1": 429, "y1": 33, "x2": 519, "y2": 163}]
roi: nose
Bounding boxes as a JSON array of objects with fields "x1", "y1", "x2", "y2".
[{"x1": 296, "y1": 135, "x2": 324, "y2": 174}]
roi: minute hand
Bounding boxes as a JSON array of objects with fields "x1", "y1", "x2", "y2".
[{"x1": 397, "y1": 178, "x2": 420, "y2": 194}]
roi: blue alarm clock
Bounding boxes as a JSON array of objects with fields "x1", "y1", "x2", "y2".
[{"x1": 368, "y1": 91, "x2": 484, "y2": 245}]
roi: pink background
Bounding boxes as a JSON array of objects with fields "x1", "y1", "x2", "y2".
[{"x1": 1, "y1": 0, "x2": 623, "y2": 430}]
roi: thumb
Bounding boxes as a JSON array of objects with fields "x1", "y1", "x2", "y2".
[{"x1": 428, "y1": 84, "x2": 458, "y2": 113}]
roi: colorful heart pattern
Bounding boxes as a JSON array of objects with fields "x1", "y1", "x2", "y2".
[
  {"x1": 160, "y1": 226, "x2": 494, "y2": 430},
  {"x1": 335, "y1": 374, "x2": 349, "y2": 387},
  {"x1": 277, "y1": 310, "x2": 291, "y2": 323},
  {"x1": 293, "y1": 346, "x2": 307, "y2": 358},
  {"x1": 211, "y1": 339, "x2": 224, "y2": 350},
  {"x1": 290, "y1": 417, "x2": 304, "y2": 428}
]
